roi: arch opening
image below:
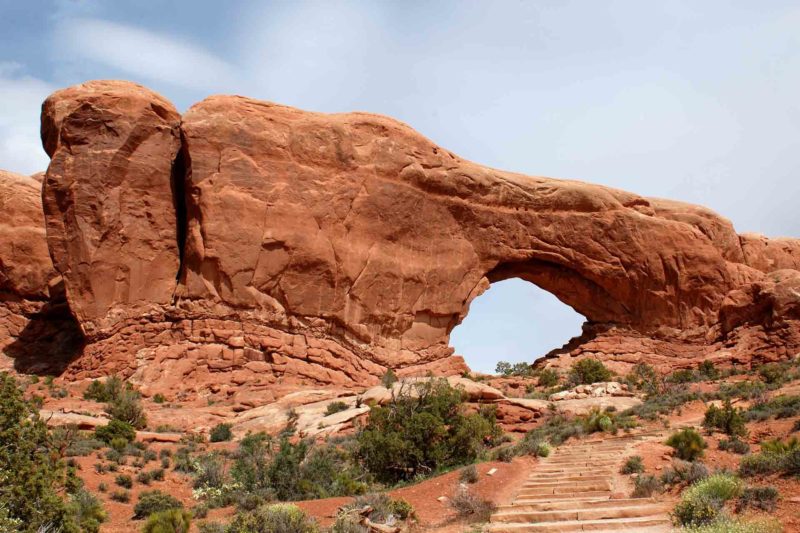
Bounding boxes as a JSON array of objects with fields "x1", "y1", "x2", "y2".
[{"x1": 449, "y1": 278, "x2": 587, "y2": 374}]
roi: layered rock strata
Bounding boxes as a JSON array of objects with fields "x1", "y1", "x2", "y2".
[{"x1": 0, "y1": 79, "x2": 798, "y2": 394}]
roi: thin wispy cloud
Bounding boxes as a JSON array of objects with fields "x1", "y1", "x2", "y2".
[{"x1": 53, "y1": 17, "x2": 240, "y2": 93}]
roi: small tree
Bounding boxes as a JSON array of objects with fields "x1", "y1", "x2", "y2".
[
  {"x1": 381, "y1": 368, "x2": 398, "y2": 388},
  {"x1": 703, "y1": 400, "x2": 747, "y2": 437},
  {"x1": 568, "y1": 358, "x2": 612, "y2": 385}
]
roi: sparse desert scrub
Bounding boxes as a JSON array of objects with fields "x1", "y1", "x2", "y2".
[{"x1": 666, "y1": 428, "x2": 708, "y2": 461}]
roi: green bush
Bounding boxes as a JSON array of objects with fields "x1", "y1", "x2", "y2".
[
  {"x1": 95, "y1": 419, "x2": 137, "y2": 444},
  {"x1": 105, "y1": 387, "x2": 147, "y2": 429},
  {"x1": 760, "y1": 436, "x2": 799, "y2": 454},
  {"x1": 110, "y1": 490, "x2": 130, "y2": 503},
  {"x1": 115, "y1": 474, "x2": 133, "y2": 489},
  {"x1": 580, "y1": 407, "x2": 637, "y2": 435},
  {"x1": 324, "y1": 401, "x2": 349, "y2": 416},
  {"x1": 228, "y1": 503, "x2": 318, "y2": 533},
  {"x1": 522, "y1": 414, "x2": 584, "y2": 446},
  {"x1": 739, "y1": 453, "x2": 783, "y2": 477},
  {"x1": 356, "y1": 379, "x2": 500, "y2": 483},
  {"x1": 0, "y1": 372, "x2": 74, "y2": 531},
  {"x1": 495, "y1": 361, "x2": 534, "y2": 377},
  {"x1": 718, "y1": 438, "x2": 750, "y2": 455},
  {"x1": 133, "y1": 490, "x2": 184, "y2": 520},
  {"x1": 621, "y1": 456, "x2": 644, "y2": 475},
  {"x1": 537, "y1": 369, "x2": 559, "y2": 387},
  {"x1": 745, "y1": 395, "x2": 800, "y2": 421},
  {"x1": 568, "y1": 358, "x2": 612, "y2": 385},
  {"x1": 83, "y1": 376, "x2": 124, "y2": 403},
  {"x1": 736, "y1": 486, "x2": 779, "y2": 512},
  {"x1": 142, "y1": 508, "x2": 192, "y2": 533},
  {"x1": 703, "y1": 400, "x2": 747, "y2": 437},
  {"x1": 153, "y1": 393, "x2": 167, "y2": 404},
  {"x1": 697, "y1": 360, "x2": 720, "y2": 380},
  {"x1": 669, "y1": 369, "x2": 699, "y2": 384},
  {"x1": 673, "y1": 473, "x2": 743, "y2": 527},
  {"x1": 666, "y1": 428, "x2": 707, "y2": 461},
  {"x1": 626, "y1": 363, "x2": 660, "y2": 395},
  {"x1": 624, "y1": 384, "x2": 699, "y2": 421},
  {"x1": 67, "y1": 489, "x2": 107, "y2": 533},
  {"x1": 209, "y1": 423, "x2": 233, "y2": 443}
]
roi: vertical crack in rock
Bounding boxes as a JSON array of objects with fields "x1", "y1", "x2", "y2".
[{"x1": 171, "y1": 130, "x2": 189, "y2": 284}]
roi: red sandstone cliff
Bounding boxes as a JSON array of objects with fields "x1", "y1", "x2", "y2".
[{"x1": 0, "y1": 80, "x2": 798, "y2": 394}]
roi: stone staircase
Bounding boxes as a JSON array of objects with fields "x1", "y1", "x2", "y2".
[{"x1": 487, "y1": 433, "x2": 673, "y2": 532}]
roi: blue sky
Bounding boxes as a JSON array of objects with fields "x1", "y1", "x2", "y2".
[{"x1": 2, "y1": 1, "x2": 799, "y2": 373}]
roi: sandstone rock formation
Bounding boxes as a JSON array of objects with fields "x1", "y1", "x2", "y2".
[
  {"x1": 1, "y1": 79, "x2": 799, "y2": 393},
  {"x1": 41, "y1": 80, "x2": 182, "y2": 337}
]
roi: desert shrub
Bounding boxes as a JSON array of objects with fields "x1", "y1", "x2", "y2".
[
  {"x1": 697, "y1": 360, "x2": 720, "y2": 380},
  {"x1": 760, "y1": 436, "x2": 799, "y2": 454},
  {"x1": 448, "y1": 488, "x2": 495, "y2": 522},
  {"x1": 666, "y1": 428, "x2": 707, "y2": 461},
  {"x1": 495, "y1": 361, "x2": 534, "y2": 377},
  {"x1": 153, "y1": 393, "x2": 167, "y2": 404},
  {"x1": 745, "y1": 395, "x2": 800, "y2": 421},
  {"x1": 115, "y1": 474, "x2": 133, "y2": 489},
  {"x1": 95, "y1": 419, "x2": 137, "y2": 444},
  {"x1": 460, "y1": 464, "x2": 479, "y2": 484},
  {"x1": 703, "y1": 400, "x2": 747, "y2": 437},
  {"x1": 228, "y1": 503, "x2": 318, "y2": 533},
  {"x1": 325, "y1": 401, "x2": 349, "y2": 416},
  {"x1": 0, "y1": 372, "x2": 75, "y2": 531},
  {"x1": 67, "y1": 489, "x2": 107, "y2": 533},
  {"x1": 98, "y1": 483, "x2": 107, "y2": 492},
  {"x1": 492, "y1": 445, "x2": 515, "y2": 462},
  {"x1": 142, "y1": 508, "x2": 192, "y2": 533},
  {"x1": 580, "y1": 407, "x2": 637, "y2": 435},
  {"x1": 673, "y1": 473, "x2": 743, "y2": 527},
  {"x1": 133, "y1": 490, "x2": 184, "y2": 520},
  {"x1": 209, "y1": 423, "x2": 233, "y2": 443},
  {"x1": 669, "y1": 369, "x2": 699, "y2": 384},
  {"x1": 736, "y1": 486, "x2": 779, "y2": 512},
  {"x1": 83, "y1": 376, "x2": 124, "y2": 403},
  {"x1": 626, "y1": 363, "x2": 660, "y2": 395},
  {"x1": 357, "y1": 379, "x2": 500, "y2": 483},
  {"x1": 718, "y1": 438, "x2": 750, "y2": 455},
  {"x1": 758, "y1": 362, "x2": 790, "y2": 385},
  {"x1": 110, "y1": 490, "x2": 130, "y2": 503},
  {"x1": 568, "y1": 358, "x2": 612, "y2": 385},
  {"x1": 105, "y1": 387, "x2": 147, "y2": 429},
  {"x1": 380, "y1": 369, "x2": 397, "y2": 388},
  {"x1": 632, "y1": 474, "x2": 663, "y2": 497},
  {"x1": 522, "y1": 413, "x2": 584, "y2": 446},
  {"x1": 784, "y1": 449, "x2": 800, "y2": 476},
  {"x1": 198, "y1": 523, "x2": 227, "y2": 533},
  {"x1": 717, "y1": 381, "x2": 767, "y2": 402},
  {"x1": 739, "y1": 453, "x2": 784, "y2": 477},
  {"x1": 680, "y1": 517, "x2": 783, "y2": 533},
  {"x1": 621, "y1": 456, "x2": 644, "y2": 475},
  {"x1": 658, "y1": 460, "x2": 708, "y2": 486},
  {"x1": 537, "y1": 368, "x2": 559, "y2": 387},
  {"x1": 623, "y1": 384, "x2": 699, "y2": 421},
  {"x1": 515, "y1": 437, "x2": 551, "y2": 457}
]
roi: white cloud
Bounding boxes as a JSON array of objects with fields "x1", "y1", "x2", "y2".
[
  {"x1": 54, "y1": 17, "x2": 239, "y2": 93},
  {"x1": 0, "y1": 63, "x2": 54, "y2": 175}
]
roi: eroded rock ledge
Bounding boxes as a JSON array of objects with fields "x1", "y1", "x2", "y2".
[{"x1": 1, "y1": 80, "x2": 799, "y2": 395}]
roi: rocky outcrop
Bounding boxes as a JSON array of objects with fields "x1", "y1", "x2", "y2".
[
  {"x1": 41, "y1": 80, "x2": 182, "y2": 337},
  {"x1": 0, "y1": 170, "x2": 82, "y2": 373},
  {"x1": 1, "y1": 80, "x2": 799, "y2": 392}
]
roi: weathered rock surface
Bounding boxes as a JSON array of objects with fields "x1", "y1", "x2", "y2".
[
  {"x1": 0, "y1": 170, "x2": 83, "y2": 373},
  {"x1": 41, "y1": 80, "x2": 182, "y2": 337},
  {"x1": 1, "y1": 80, "x2": 799, "y2": 392}
]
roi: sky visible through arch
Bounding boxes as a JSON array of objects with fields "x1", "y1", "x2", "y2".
[
  {"x1": 2, "y1": 1, "x2": 799, "y2": 372},
  {"x1": 449, "y1": 279, "x2": 586, "y2": 374}
]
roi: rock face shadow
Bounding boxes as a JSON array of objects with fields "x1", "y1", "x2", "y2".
[{"x1": 6, "y1": 298, "x2": 84, "y2": 375}]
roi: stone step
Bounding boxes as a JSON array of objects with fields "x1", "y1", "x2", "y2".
[
  {"x1": 520, "y1": 480, "x2": 612, "y2": 491},
  {"x1": 514, "y1": 489, "x2": 613, "y2": 500},
  {"x1": 541, "y1": 460, "x2": 619, "y2": 467},
  {"x1": 532, "y1": 467, "x2": 616, "y2": 475},
  {"x1": 491, "y1": 502, "x2": 671, "y2": 523},
  {"x1": 497, "y1": 498, "x2": 661, "y2": 513},
  {"x1": 486, "y1": 515, "x2": 673, "y2": 532},
  {"x1": 525, "y1": 474, "x2": 611, "y2": 483}
]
